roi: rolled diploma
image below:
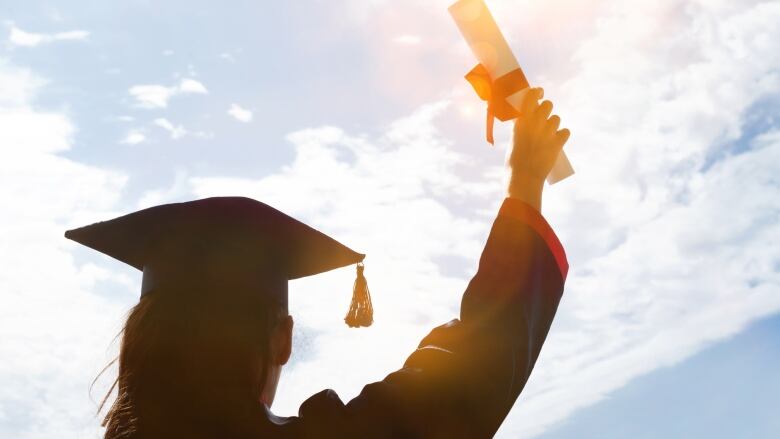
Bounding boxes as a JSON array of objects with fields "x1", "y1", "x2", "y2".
[{"x1": 449, "y1": 0, "x2": 574, "y2": 184}]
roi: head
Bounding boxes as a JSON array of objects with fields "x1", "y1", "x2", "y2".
[
  {"x1": 99, "y1": 284, "x2": 294, "y2": 438},
  {"x1": 68, "y1": 196, "x2": 367, "y2": 437}
]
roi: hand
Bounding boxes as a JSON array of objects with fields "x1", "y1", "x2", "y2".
[{"x1": 507, "y1": 88, "x2": 570, "y2": 211}]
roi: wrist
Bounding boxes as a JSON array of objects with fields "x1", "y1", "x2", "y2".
[{"x1": 507, "y1": 174, "x2": 544, "y2": 211}]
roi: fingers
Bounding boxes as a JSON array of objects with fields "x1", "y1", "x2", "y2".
[
  {"x1": 531, "y1": 100, "x2": 554, "y2": 139},
  {"x1": 514, "y1": 90, "x2": 570, "y2": 156},
  {"x1": 542, "y1": 126, "x2": 570, "y2": 167},
  {"x1": 541, "y1": 115, "x2": 561, "y2": 139},
  {"x1": 520, "y1": 87, "x2": 544, "y2": 115},
  {"x1": 555, "y1": 128, "x2": 571, "y2": 147},
  {"x1": 515, "y1": 88, "x2": 544, "y2": 139},
  {"x1": 529, "y1": 87, "x2": 544, "y2": 103},
  {"x1": 534, "y1": 100, "x2": 553, "y2": 122}
]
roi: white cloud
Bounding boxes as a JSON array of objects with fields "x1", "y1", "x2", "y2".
[
  {"x1": 497, "y1": 0, "x2": 780, "y2": 436},
  {"x1": 128, "y1": 78, "x2": 208, "y2": 109},
  {"x1": 0, "y1": 57, "x2": 129, "y2": 439},
  {"x1": 136, "y1": 171, "x2": 192, "y2": 209},
  {"x1": 153, "y1": 118, "x2": 187, "y2": 139},
  {"x1": 120, "y1": 130, "x2": 145, "y2": 145},
  {"x1": 227, "y1": 103, "x2": 253, "y2": 122},
  {"x1": 151, "y1": 117, "x2": 212, "y2": 140},
  {"x1": 219, "y1": 49, "x2": 242, "y2": 63},
  {"x1": 177, "y1": 78, "x2": 208, "y2": 94},
  {"x1": 127, "y1": 85, "x2": 174, "y2": 109},
  {"x1": 0, "y1": 62, "x2": 45, "y2": 106},
  {"x1": 8, "y1": 25, "x2": 89, "y2": 47}
]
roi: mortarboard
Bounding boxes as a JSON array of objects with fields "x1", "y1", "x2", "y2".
[{"x1": 64, "y1": 197, "x2": 373, "y2": 328}]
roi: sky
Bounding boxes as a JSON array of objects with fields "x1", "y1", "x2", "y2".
[
  {"x1": 0, "y1": 0, "x2": 778, "y2": 438},
  {"x1": 537, "y1": 313, "x2": 780, "y2": 439}
]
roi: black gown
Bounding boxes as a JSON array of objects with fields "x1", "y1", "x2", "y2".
[{"x1": 258, "y1": 198, "x2": 570, "y2": 438}]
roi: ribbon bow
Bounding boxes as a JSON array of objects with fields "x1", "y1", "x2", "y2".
[{"x1": 465, "y1": 64, "x2": 530, "y2": 145}]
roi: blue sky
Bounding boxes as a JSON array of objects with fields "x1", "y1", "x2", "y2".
[
  {"x1": 0, "y1": 0, "x2": 778, "y2": 438},
  {"x1": 538, "y1": 313, "x2": 780, "y2": 439}
]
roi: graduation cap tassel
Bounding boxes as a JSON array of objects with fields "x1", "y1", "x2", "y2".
[{"x1": 345, "y1": 262, "x2": 373, "y2": 328}]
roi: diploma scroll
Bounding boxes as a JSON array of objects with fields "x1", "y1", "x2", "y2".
[{"x1": 449, "y1": 0, "x2": 575, "y2": 184}]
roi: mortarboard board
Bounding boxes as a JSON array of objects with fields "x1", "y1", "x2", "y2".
[{"x1": 64, "y1": 197, "x2": 374, "y2": 328}]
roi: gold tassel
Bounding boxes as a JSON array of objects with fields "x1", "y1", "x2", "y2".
[{"x1": 345, "y1": 262, "x2": 373, "y2": 328}]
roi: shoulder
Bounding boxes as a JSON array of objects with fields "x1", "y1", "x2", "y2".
[
  {"x1": 292, "y1": 389, "x2": 356, "y2": 438},
  {"x1": 295, "y1": 388, "x2": 417, "y2": 439},
  {"x1": 299, "y1": 389, "x2": 347, "y2": 421}
]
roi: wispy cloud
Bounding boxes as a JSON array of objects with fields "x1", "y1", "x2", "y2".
[
  {"x1": 227, "y1": 103, "x2": 253, "y2": 122},
  {"x1": 7, "y1": 25, "x2": 89, "y2": 47},
  {"x1": 120, "y1": 130, "x2": 146, "y2": 145},
  {"x1": 153, "y1": 118, "x2": 187, "y2": 139},
  {"x1": 152, "y1": 117, "x2": 212, "y2": 140},
  {"x1": 128, "y1": 78, "x2": 208, "y2": 109},
  {"x1": 177, "y1": 78, "x2": 207, "y2": 94}
]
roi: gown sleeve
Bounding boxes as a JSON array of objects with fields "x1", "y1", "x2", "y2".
[{"x1": 296, "y1": 198, "x2": 568, "y2": 438}]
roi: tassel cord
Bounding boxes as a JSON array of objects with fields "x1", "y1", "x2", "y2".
[{"x1": 345, "y1": 262, "x2": 373, "y2": 328}]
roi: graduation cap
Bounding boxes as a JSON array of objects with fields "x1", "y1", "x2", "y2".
[{"x1": 64, "y1": 197, "x2": 374, "y2": 328}]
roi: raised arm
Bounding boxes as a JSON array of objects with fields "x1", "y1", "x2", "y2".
[{"x1": 296, "y1": 89, "x2": 571, "y2": 438}]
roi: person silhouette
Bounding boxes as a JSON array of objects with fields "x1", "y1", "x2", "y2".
[{"x1": 66, "y1": 87, "x2": 570, "y2": 438}]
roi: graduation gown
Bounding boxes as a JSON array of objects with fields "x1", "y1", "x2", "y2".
[{"x1": 263, "y1": 197, "x2": 569, "y2": 438}]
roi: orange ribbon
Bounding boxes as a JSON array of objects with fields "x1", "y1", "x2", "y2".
[{"x1": 465, "y1": 64, "x2": 530, "y2": 145}]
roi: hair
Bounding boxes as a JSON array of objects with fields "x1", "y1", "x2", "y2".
[{"x1": 95, "y1": 286, "x2": 284, "y2": 438}]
